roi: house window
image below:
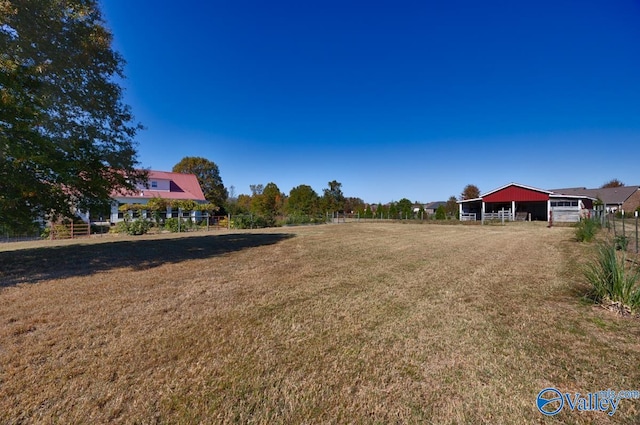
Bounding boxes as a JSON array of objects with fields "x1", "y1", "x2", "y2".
[{"x1": 151, "y1": 181, "x2": 158, "y2": 188}]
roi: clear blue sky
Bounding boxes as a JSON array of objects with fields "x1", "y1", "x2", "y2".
[{"x1": 99, "y1": 0, "x2": 640, "y2": 204}]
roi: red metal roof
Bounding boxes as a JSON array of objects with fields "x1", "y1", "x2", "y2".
[
  {"x1": 482, "y1": 183, "x2": 550, "y2": 203},
  {"x1": 112, "y1": 170, "x2": 206, "y2": 202}
]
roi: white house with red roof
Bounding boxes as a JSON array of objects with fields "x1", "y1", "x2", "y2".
[{"x1": 108, "y1": 170, "x2": 207, "y2": 223}]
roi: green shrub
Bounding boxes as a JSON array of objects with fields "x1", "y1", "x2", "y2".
[
  {"x1": 435, "y1": 206, "x2": 446, "y2": 220},
  {"x1": 42, "y1": 224, "x2": 71, "y2": 239},
  {"x1": 575, "y1": 217, "x2": 600, "y2": 242},
  {"x1": 128, "y1": 219, "x2": 151, "y2": 235},
  {"x1": 284, "y1": 214, "x2": 325, "y2": 226},
  {"x1": 164, "y1": 217, "x2": 195, "y2": 232},
  {"x1": 40, "y1": 227, "x2": 51, "y2": 239},
  {"x1": 615, "y1": 235, "x2": 629, "y2": 251},
  {"x1": 115, "y1": 219, "x2": 150, "y2": 235},
  {"x1": 584, "y1": 242, "x2": 640, "y2": 312},
  {"x1": 229, "y1": 214, "x2": 276, "y2": 229}
]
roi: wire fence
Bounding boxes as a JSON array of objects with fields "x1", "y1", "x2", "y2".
[
  {"x1": 605, "y1": 213, "x2": 640, "y2": 255},
  {"x1": 0, "y1": 226, "x2": 42, "y2": 243},
  {"x1": 0, "y1": 211, "x2": 456, "y2": 243}
]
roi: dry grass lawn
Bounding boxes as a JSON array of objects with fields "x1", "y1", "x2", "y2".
[{"x1": 1, "y1": 222, "x2": 640, "y2": 424}]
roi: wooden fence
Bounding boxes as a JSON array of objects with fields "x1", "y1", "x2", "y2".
[{"x1": 49, "y1": 222, "x2": 91, "y2": 240}]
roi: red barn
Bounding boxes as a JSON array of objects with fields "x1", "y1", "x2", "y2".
[{"x1": 458, "y1": 183, "x2": 594, "y2": 223}]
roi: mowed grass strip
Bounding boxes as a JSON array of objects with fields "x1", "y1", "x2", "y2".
[{"x1": 1, "y1": 223, "x2": 640, "y2": 424}]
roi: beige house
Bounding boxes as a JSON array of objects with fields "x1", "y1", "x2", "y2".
[{"x1": 551, "y1": 186, "x2": 640, "y2": 215}]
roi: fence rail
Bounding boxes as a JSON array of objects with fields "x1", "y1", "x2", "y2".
[
  {"x1": 460, "y1": 213, "x2": 476, "y2": 222},
  {"x1": 483, "y1": 210, "x2": 513, "y2": 221},
  {"x1": 49, "y1": 222, "x2": 91, "y2": 240}
]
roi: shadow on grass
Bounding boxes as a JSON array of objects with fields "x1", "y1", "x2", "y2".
[{"x1": 0, "y1": 233, "x2": 294, "y2": 287}]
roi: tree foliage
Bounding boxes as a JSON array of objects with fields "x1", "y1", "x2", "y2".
[
  {"x1": 445, "y1": 196, "x2": 458, "y2": 217},
  {"x1": 460, "y1": 184, "x2": 480, "y2": 200},
  {"x1": 396, "y1": 198, "x2": 413, "y2": 218},
  {"x1": 172, "y1": 156, "x2": 227, "y2": 208},
  {"x1": 601, "y1": 178, "x2": 624, "y2": 188},
  {"x1": 288, "y1": 184, "x2": 319, "y2": 215},
  {"x1": 322, "y1": 180, "x2": 345, "y2": 212},
  {"x1": 249, "y1": 184, "x2": 264, "y2": 196},
  {"x1": 343, "y1": 197, "x2": 365, "y2": 214},
  {"x1": 234, "y1": 194, "x2": 252, "y2": 214},
  {"x1": 261, "y1": 182, "x2": 284, "y2": 217},
  {"x1": 251, "y1": 182, "x2": 283, "y2": 218},
  {"x1": 1, "y1": 0, "x2": 144, "y2": 231}
]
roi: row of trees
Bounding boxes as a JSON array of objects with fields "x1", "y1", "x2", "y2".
[
  {"x1": 172, "y1": 156, "x2": 486, "y2": 219},
  {"x1": 226, "y1": 180, "x2": 360, "y2": 220},
  {"x1": 171, "y1": 156, "x2": 460, "y2": 222}
]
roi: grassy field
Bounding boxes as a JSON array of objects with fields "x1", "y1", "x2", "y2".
[{"x1": 1, "y1": 222, "x2": 640, "y2": 424}]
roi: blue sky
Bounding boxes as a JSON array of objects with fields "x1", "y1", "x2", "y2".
[{"x1": 99, "y1": 1, "x2": 640, "y2": 204}]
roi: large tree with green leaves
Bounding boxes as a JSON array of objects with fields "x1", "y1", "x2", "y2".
[
  {"x1": 1, "y1": 0, "x2": 145, "y2": 231},
  {"x1": 288, "y1": 184, "x2": 319, "y2": 215},
  {"x1": 172, "y1": 156, "x2": 227, "y2": 208},
  {"x1": 396, "y1": 198, "x2": 413, "y2": 218},
  {"x1": 250, "y1": 182, "x2": 283, "y2": 218},
  {"x1": 263, "y1": 182, "x2": 284, "y2": 217}
]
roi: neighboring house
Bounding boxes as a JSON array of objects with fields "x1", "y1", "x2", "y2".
[
  {"x1": 458, "y1": 182, "x2": 595, "y2": 223},
  {"x1": 550, "y1": 186, "x2": 640, "y2": 215},
  {"x1": 107, "y1": 170, "x2": 207, "y2": 223},
  {"x1": 424, "y1": 201, "x2": 447, "y2": 215}
]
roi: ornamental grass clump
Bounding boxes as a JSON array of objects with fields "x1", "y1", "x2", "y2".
[
  {"x1": 575, "y1": 216, "x2": 600, "y2": 242},
  {"x1": 584, "y1": 242, "x2": 640, "y2": 313}
]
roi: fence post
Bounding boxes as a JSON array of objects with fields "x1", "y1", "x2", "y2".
[
  {"x1": 636, "y1": 210, "x2": 638, "y2": 254},
  {"x1": 227, "y1": 214, "x2": 230, "y2": 229}
]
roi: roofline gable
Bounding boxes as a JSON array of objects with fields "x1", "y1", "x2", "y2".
[{"x1": 481, "y1": 182, "x2": 553, "y2": 198}]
